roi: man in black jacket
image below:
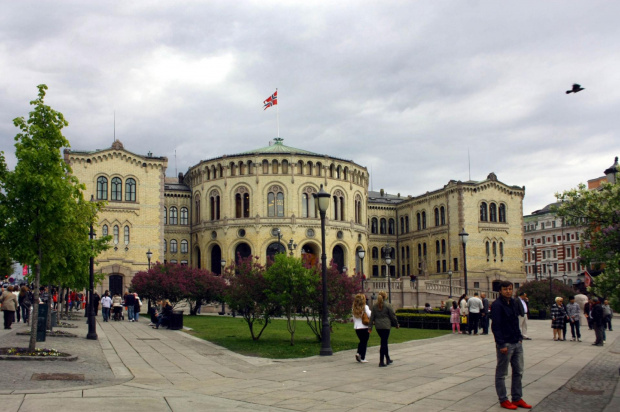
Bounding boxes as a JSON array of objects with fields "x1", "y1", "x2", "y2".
[
  {"x1": 491, "y1": 281, "x2": 531, "y2": 410},
  {"x1": 591, "y1": 297, "x2": 604, "y2": 346}
]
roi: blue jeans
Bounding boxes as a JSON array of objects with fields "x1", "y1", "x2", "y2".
[
  {"x1": 134, "y1": 309, "x2": 139, "y2": 321},
  {"x1": 495, "y1": 342, "x2": 524, "y2": 403},
  {"x1": 102, "y1": 307, "x2": 110, "y2": 321},
  {"x1": 21, "y1": 306, "x2": 30, "y2": 323},
  {"x1": 127, "y1": 306, "x2": 134, "y2": 320}
]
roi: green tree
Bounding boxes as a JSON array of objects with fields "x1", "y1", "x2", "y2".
[
  {"x1": 517, "y1": 280, "x2": 576, "y2": 312},
  {"x1": 0, "y1": 85, "x2": 96, "y2": 351},
  {"x1": 554, "y1": 179, "x2": 620, "y2": 305},
  {"x1": 264, "y1": 253, "x2": 317, "y2": 345}
]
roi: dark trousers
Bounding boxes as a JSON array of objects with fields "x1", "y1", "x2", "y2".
[
  {"x1": 21, "y1": 306, "x2": 30, "y2": 323},
  {"x1": 3, "y1": 310, "x2": 15, "y2": 329},
  {"x1": 355, "y1": 328, "x2": 370, "y2": 360},
  {"x1": 469, "y1": 312, "x2": 481, "y2": 334},
  {"x1": 594, "y1": 324, "x2": 605, "y2": 345},
  {"x1": 377, "y1": 328, "x2": 391, "y2": 364},
  {"x1": 570, "y1": 320, "x2": 581, "y2": 339},
  {"x1": 481, "y1": 314, "x2": 489, "y2": 334},
  {"x1": 604, "y1": 315, "x2": 612, "y2": 331}
]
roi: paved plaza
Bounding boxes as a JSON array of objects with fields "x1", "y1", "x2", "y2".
[{"x1": 0, "y1": 315, "x2": 618, "y2": 411}]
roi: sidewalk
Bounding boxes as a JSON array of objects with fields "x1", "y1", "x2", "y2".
[{"x1": 0, "y1": 316, "x2": 618, "y2": 411}]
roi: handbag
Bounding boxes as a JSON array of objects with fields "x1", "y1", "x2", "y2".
[
  {"x1": 461, "y1": 315, "x2": 468, "y2": 324},
  {"x1": 362, "y1": 311, "x2": 370, "y2": 326}
]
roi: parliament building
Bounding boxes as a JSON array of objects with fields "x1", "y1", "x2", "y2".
[{"x1": 65, "y1": 138, "x2": 526, "y2": 298}]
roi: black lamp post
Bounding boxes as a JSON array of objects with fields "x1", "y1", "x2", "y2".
[
  {"x1": 87, "y1": 195, "x2": 98, "y2": 340},
  {"x1": 533, "y1": 245, "x2": 538, "y2": 281},
  {"x1": 313, "y1": 184, "x2": 332, "y2": 356},
  {"x1": 459, "y1": 228, "x2": 469, "y2": 295},
  {"x1": 385, "y1": 252, "x2": 392, "y2": 303},
  {"x1": 357, "y1": 248, "x2": 365, "y2": 292},
  {"x1": 287, "y1": 239, "x2": 297, "y2": 256},
  {"x1": 220, "y1": 258, "x2": 226, "y2": 315},
  {"x1": 448, "y1": 270, "x2": 453, "y2": 298},
  {"x1": 563, "y1": 273, "x2": 568, "y2": 285},
  {"x1": 548, "y1": 262, "x2": 553, "y2": 305},
  {"x1": 146, "y1": 249, "x2": 153, "y2": 270}
]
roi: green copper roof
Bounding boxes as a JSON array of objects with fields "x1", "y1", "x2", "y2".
[{"x1": 236, "y1": 138, "x2": 321, "y2": 156}]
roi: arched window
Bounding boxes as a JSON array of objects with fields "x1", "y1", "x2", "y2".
[
  {"x1": 111, "y1": 177, "x2": 122, "y2": 201},
  {"x1": 380, "y1": 218, "x2": 387, "y2": 234},
  {"x1": 480, "y1": 202, "x2": 488, "y2": 221},
  {"x1": 97, "y1": 176, "x2": 108, "y2": 200},
  {"x1": 210, "y1": 190, "x2": 220, "y2": 220},
  {"x1": 124, "y1": 226, "x2": 130, "y2": 245},
  {"x1": 272, "y1": 159, "x2": 278, "y2": 174},
  {"x1": 440, "y1": 206, "x2": 445, "y2": 225},
  {"x1": 493, "y1": 241, "x2": 497, "y2": 258},
  {"x1": 400, "y1": 217, "x2": 405, "y2": 234},
  {"x1": 169, "y1": 207, "x2": 178, "y2": 225},
  {"x1": 422, "y1": 211, "x2": 427, "y2": 229},
  {"x1": 486, "y1": 241, "x2": 490, "y2": 261},
  {"x1": 194, "y1": 195, "x2": 200, "y2": 224},
  {"x1": 372, "y1": 247, "x2": 379, "y2": 259},
  {"x1": 418, "y1": 244, "x2": 422, "y2": 257},
  {"x1": 282, "y1": 160, "x2": 288, "y2": 174},
  {"x1": 406, "y1": 246, "x2": 410, "y2": 259},
  {"x1": 435, "y1": 240, "x2": 440, "y2": 254},
  {"x1": 170, "y1": 239, "x2": 178, "y2": 253},
  {"x1": 499, "y1": 204, "x2": 506, "y2": 223},
  {"x1": 417, "y1": 213, "x2": 421, "y2": 230},
  {"x1": 262, "y1": 160, "x2": 269, "y2": 174},
  {"x1": 181, "y1": 239, "x2": 188, "y2": 254},
  {"x1": 102, "y1": 225, "x2": 108, "y2": 237},
  {"x1": 332, "y1": 190, "x2": 345, "y2": 221},
  {"x1": 301, "y1": 187, "x2": 317, "y2": 218},
  {"x1": 113, "y1": 225, "x2": 119, "y2": 245},
  {"x1": 164, "y1": 239, "x2": 167, "y2": 253},
  {"x1": 499, "y1": 242, "x2": 504, "y2": 259},
  {"x1": 388, "y1": 219, "x2": 395, "y2": 235},
  {"x1": 125, "y1": 178, "x2": 136, "y2": 201},
  {"x1": 371, "y1": 218, "x2": 378, "y2": 234},
  {"x1": 180, "y1": 207, "x2": 188, "y2": 225},
  {"x1": 164, "y1": 207, "x2": 167, "y2": 225},
  {"x1": 441, "y1": 239, "x2": 446, "y2": 254},
  {"x1": 355, "y1": 195, "x2": 362, "y2": 224},
  {"x1": 490, "y1": 203, "x2": 497, "y2": 222},
  {"x1": 405, "y1": 216, "x2": 409, "y2": 232},
  {"x1": 434, "y1": 208, "x2": 440, "y2": 226},
  {"x1": 267, "y1": 185, "x2": 284, "y2": 217}
]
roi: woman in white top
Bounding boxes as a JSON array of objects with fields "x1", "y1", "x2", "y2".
[
  {"x1": 458, "y1": 294, "x2": 469, "y2": 334},
  {"x1": 352, "y1": 293, "x2": 372, "y2": 363}
]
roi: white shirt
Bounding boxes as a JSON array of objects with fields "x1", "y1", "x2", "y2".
[
  {"x1": 101, "y1": 296, "x2": 112, "y2": 308},
  {"x1": 519, "y1": 298, "x2": 528, "y2": 314},
  {"x1": 468, "y1": 296, "x2": 483, "y2": 313},
  {"x1": 353, "y1": 305, "x2": 372, "y2": 329}
]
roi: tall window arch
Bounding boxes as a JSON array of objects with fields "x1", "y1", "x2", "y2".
[
  {"x1": 405, "y1": 216, "x2": 409, "y2": 232},
  {"x1": 355, "y1": 194, "x2": 362, "y2": 224},
  {"x1": 170, "y1": 239, "x2": 178, "y2": 253},
  {"x1": 371, "y1": 218, "x2": 378, "y2": 234},
  {"x1": 417, "y1": 213, "x2": 421, "y2": 230},
  {"x1": 400, "y1": 217, "x2": 405, "y2": 234},
  {"x1": 388, "y1": 219, "x2": 395, "y2": 235},
  {"x1": 272, "y1": 159, "x2": 278, "y2": 174},
  {"x1": 333, "y1": 190, "x2": 345, "y2": 221},
  {"x1": 113, "y1": 225, "x2": 119, "y2": 245},
  {"x1": 102, "y1": 225, "x2": 108, "y2": 237},
  {"x1": 124, "y1": 226, "x2": 130, "y2": 245},
  {"x1": 164, "y1": 207, "x2": 167, "y2": 225},
  {"x1": 267, "y1": 185, "x2": 284, "y2": 217},
  {"x1": 380, "y1": 218, "x2": 387, "y2": 234},
  {"x1": 422, "y1": 211, "x2": 427, "y2": 229},
  {"x1": 210, "y1": 190, "x2": 220, "y2": 220},
  {"x1": 440, "y1": 206, "x2": 446, "y2": 225},
  {"x1": 169, "y1": 207, "x2": 178, "y2": 225},
  {"x1": 111, "y1": 177, "x2": 122, "y2": 201},
  {"x1": 96, "y1": 176, "x2": 108, "y2": 200},
  {"x1": 235, "y1": 187, "x2": 251, "y2": 218},
  {"x1": 164, "y1": 239, "x2": 167, "y2": 253},
  {"x1": 499, "y1": 204, "x2": 506, "y2": 223},
  {"x1": 480, "y1": 202, "x2": 488, "y2": 221},
  {"x1": 181, "y1": 239, "x2": 188, "y2": 254},
  {"x1": 435, "y1": 240, "x2": 440, "y2": 254},
  {"x1": 125, "y1": 178, "x2": 136, "y2": 201},
  {"x1": 490, "y1": 203, "x2": 497, "y2": 222},
  {"x1": 194, "y1": 194, "x2": 201, "y2": 224},
  {"x1": 301, "y1": 187, "x2": 317, "y2": 218},
  {"x1": 434, "y1": 208, "x2": 440, "y2": 226},
  {"x1": 441, "y1": 239, "x2": 446, "y2": 254},
  {"x1": 372, "y1": 247, "x2": 379, "y2": 259},
  {"x1": 180, "y1": 207, "x2": 189, "y2": 225}
]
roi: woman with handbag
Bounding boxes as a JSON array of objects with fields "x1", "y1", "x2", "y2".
[
  {"x1": 352, "y1": 294, "x2": 372, "y2": 363},
  {"x1": 369, "y1": 291, "x2": 399, "y2": 367}
]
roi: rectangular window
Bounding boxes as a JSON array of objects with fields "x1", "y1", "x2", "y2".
[
  {"x1": 514, "y1": 283, "x2": 520, "y2": 289},
  {"x1": 566, "y1": 247, "x2": 571, "y2": 257},
  {"x1": 473, "y1": 282, "x2": 480, "y2": 288},
  {"x1": 372, "y1": 265, "x2": 379, "y2": 277},
  {"x1": 453, "y1": 258, "x2": 458, "y2": 272},
  {"x1": 442, "y1": 260, "x2": 447, "y2": 272}
]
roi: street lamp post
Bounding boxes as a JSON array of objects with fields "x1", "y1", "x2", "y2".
[
  {"x1": 313, "y1": 184, "x2": 332, "y2": 356},
  {"x1": 459, "y1": 228, "x2": 469, "y2": 295},
  {"x1": 548, "y1": 263, "x2": 554, "y2": 305},
  {"x1": 287, "y1": 239, "x2": 297, "y2": 256},
  {"x1": 385, "y1": 253, "x2": 392, "y2": 303},
  {"x1": 220, "y1": 258, "x2": 226, "y2": 315},
  {"x1": 87, "y1": 195, "x2": 97, "y2": 340},
  {"x1": 563, "y1": 273, "x2": 568, "y2": 285},
  {"x1": 146, "y1": 249, "x2": 153, "y2": 311},
  {"x1": 448, "y1": 270, "x2": 453, "y2": 298},
  {"x1": 357, "y1": 248, "x2": 365, "y2": 292},
  {"x1": 533, "y1": 245, "x2": 538, "y2": 281}
]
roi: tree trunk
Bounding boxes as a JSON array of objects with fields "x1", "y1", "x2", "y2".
[
  {"x1": 46, "y1": 283, "x2": 52, "y2": 332},
  {"x1": 28, "y1": 245, "x2": 42, "y2": 352}
]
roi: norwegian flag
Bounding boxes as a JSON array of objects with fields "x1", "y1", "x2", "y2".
[
  {"x1": 584, "y1": 269, "x2": 593, "y2": 287},
  {"x1": 263, "y1": 91, "x2": 278, "y2": 110}
]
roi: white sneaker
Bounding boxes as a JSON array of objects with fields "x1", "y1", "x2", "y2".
[
  {"x1": 360, "y1": 359, "x2": 368, "y2": 363},
  {"x1": 578, "y1": 338, "x2": 582, "y2": 342}
]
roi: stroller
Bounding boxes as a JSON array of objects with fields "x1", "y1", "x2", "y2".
[{"x1": 113, "y1": 305, "x2": 124, "y2": 321}]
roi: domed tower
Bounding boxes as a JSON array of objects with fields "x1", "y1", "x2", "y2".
[{"x1": 181, "y1": 138, "x2": 369, "y2": 274}]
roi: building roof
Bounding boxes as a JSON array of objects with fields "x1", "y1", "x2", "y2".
[
  {"x1": 65, "y1": 140, "x2": 167, "y2": 161},
  {"x1": 368, "y1": 190, "x2": 407, "y2": 205},
  {"x1": 236, "y1": 138, "x2": 321, "y2": 156}
]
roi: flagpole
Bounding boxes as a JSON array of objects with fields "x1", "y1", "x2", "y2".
[{"x1": 276, "y1": 88, "x2": 279, "y2": 138}]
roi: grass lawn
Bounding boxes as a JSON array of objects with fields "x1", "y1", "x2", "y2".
[{"x1": 182, "y1": 315, "x2": 450, "y2": 359}]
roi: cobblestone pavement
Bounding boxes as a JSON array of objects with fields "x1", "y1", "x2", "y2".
[{"x1": 533, "y1": 329, "x2": 620, "y2": 412}]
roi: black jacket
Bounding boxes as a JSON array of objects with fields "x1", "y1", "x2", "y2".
[
  {"x1": 515, "y1": 298, "x2": 527, "y2": 317},
  {"x1": 592, "y1": 304, "x2": 604, "y2": 327},
  {"x1": 491, "y1": 297, "x2": 523, "y2": 347},
  {"x1": 124, "y1": 294, "x2": 135, "y2": 306}
]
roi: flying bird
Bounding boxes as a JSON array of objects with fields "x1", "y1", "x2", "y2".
[{"x1": 566, "y1": 84, "x2": 585, "y2": 94}]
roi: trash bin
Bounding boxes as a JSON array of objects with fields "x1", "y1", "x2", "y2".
[
  {"x1": 37, "y1": 305, "x2": 48, "y2": 342},
  {"x1": 51, "y1": 311, "x2": 58, "y2": 327},
  {"x1": 169, "y1": 310, "x2": 183, "y2": 330}
]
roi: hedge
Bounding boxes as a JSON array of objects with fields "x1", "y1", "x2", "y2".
[{"x1": 396, "y1": 313, "x2": 452, "y2": 330}]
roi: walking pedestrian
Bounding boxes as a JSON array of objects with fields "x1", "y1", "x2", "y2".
[
  {"x1": 467, "y1": 292, "x2": 483, "y2": 335},
  {"x1": 602, "y1": 299, "x2": 613, "y2": 331},
  {"x1": 18, "y1": 286, "x2": 32, "y2": 325},
  {"x1": 124, "y1": 292, "x2": 135, "y2": 321},
  {"x1": 458, "y1": 294, "x2": 469, "y2": 334},
  {"x1": 352, "y1": 293, "x2": 371, "y2": 363},
  {"x1": 591, "y1": 297, "x2": 605, "y2": 346},
  {"x1": 480, "y1": 292, "x2": 489, "y2": 335},
  {"x1": 516, "y1": 292, "x2": 531, "y2": 340},
  {"x1": 133, "y1": 293, "x2": 141, "y2": 322},
  {"x1": 491, "y1": 280, "x2": 532, "y2": 410},
  {"x1": 101, "y1": 291, "x2": 112, "y2": 322},
  {"x1": 450, "y1": 300, "x2": 461, "y2": 334},
  {"x1": 92, "y1": 290, "x2": 101, "y2": 316},
  {"x1": 369, "y1": 291, "x2": 399, "y2": 367},
  {"x1": 0, "y1": 286, "x2": 18, "y2": 329},
  {"x1": 566, "y1": 296, "x2": 581, "y2": 342},
  {"x1": 12, "y1": 286, "x2": 20, "y2": 323},
  {"x1": 551, "y1": 297, "x2": 567, "y2": 341}
]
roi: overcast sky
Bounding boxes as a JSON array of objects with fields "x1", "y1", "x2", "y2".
[{"x1": 1, "y1": 1, "x2": 617, "y2": 215}]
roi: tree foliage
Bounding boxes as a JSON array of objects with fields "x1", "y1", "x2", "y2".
[
  {"x1": 517, "y1": 280, "x2": 578, "y2": 311},
  {"x1": 264, "y1": 253, "x2": 317, "y2": 345},
  {"x1": 554, "y1": 179, "x2": 620, "y2": 305},
  {"x1": 223, "y1": 256, "x2": 276, "y2": 341},
  {"x1": 0, "y1": 85, "x2": 103, "y2": 351}
]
